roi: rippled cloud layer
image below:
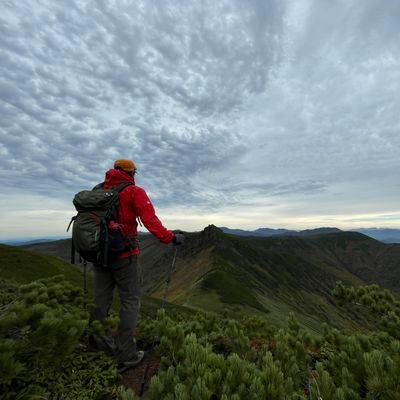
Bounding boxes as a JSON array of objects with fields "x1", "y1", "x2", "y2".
[{"x1": 1, "y1": 0, "x2": 399, "y2": 237}]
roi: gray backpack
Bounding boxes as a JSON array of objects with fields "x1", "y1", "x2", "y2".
[{"x1": 68, "y1": 182, "x2": 134, "y2": 266}]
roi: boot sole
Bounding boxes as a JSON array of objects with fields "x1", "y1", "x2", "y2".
[{"x1": 117, "y1": 353, "x2": 145, "y2": 373}]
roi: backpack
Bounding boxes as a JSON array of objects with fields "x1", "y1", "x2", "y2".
[{"x1": 67, "y1": 182, "x2": 135, "y2": 267}]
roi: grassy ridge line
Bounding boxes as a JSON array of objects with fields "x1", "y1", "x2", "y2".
[
  {"x1": 0, "y1": 244, "x2": 195, "y2": 321},
  {"x1": 197, "y1": 233, "x2": 377, "y2": 332},
  {"x1": 6, "y1": 229, "x2": 397, "y2": 334},
  {"x1": 144, "y1": 229, "x2": 373, "y2": 332},
  {"x1": 0, "y1": 244, "x2": 84, "y2": 287},
  {"x1": 20, "y1": 238, "x2": 72, "y2": 262}
]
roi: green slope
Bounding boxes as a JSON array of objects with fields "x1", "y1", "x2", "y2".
[
  {"x1": 191, "y1": 234, "x2": 364, "y2": 331},
  {"x1": 0, "y1": 244, "x2": 84, "y2": 287},
  {"x1": 147, "y1": 226, "x2": 400, "y2": 332},
  {"x1": 0, "y1": 243, "x2": 190, "y2": 320},
  {"x1": 15, "y1": 226, "x2": 400, "y2": 333},
  {"x1": 21, "y1": 238, "x2": 72, "y2": 262}
]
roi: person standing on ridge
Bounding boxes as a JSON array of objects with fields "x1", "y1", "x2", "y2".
[{"x1": 90, "y1": 159, "x2": 185, "y2": 372}]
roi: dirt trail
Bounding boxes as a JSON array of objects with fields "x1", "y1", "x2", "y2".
[{"x1": 120, "y1": 352, "x2": 160, "y2": 398}]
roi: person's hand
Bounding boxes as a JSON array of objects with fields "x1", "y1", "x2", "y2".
[{"x1": 172, "y1": 233, "x2": 185, "y2": 246}]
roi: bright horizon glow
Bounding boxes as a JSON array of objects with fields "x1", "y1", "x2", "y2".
[{"x1": 1, "y1": 204, "x2": 400, "y2": 240}]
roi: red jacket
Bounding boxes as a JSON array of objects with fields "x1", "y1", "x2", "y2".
[{"x1": 102, "y1": 169, "x2": 174, "y2": 257}]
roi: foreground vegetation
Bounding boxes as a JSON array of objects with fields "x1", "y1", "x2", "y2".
[{"x1": 1, "y1": 272, "x2": 400, "y2": 399}]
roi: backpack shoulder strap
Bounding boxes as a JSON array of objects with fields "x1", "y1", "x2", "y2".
[
  {"x1": 114, "y1": 182, "x2": 134, "y2": 193},
  {"x1": 92, "y1": 182, "x2": 104, "y2": 190},
  {"x1": 92, "y1": 182, "x2": 133, "y2": 193},
  {"x1": 103, "y1": 182, "x2": 134, "y2": 219}
]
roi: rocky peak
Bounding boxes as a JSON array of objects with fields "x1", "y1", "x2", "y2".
[
  {"x1": 180, "y1": 225, "x2": 224, "y2": 255},
  {"x1": 202, "y1": 225, "x2": 224, "y2": 241}
]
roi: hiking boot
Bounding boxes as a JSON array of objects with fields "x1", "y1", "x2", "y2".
[
  {"x1": 117, "y1": 350, "x2": 145, "y2": 373},
  {"x1": 87, "y1": 335, "x2": 116, "y2": 356}
]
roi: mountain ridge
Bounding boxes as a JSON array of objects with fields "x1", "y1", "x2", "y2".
[
  {"x1": 220, "y1": 226, "x2": 342, "y2": 237},
  {"x1": 146, "y1": 226, "x2": 400, "y2": 330},
  {"x1": 16, "y1": 225, "x2": 400, "y2": 331},
  {"x1": 5, "y1": 225, "x2": 400, "y2": 246},
  {"x1": 220, "y1": 226, "x2": 400, "y2": 243}
]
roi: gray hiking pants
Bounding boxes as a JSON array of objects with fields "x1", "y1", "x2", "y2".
[{"x1": 91, "y1": 256, "x2": 142, "y2": 363}]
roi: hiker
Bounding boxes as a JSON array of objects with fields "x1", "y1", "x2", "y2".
[{"x1": 89, "y1": 159, "x2": 185, "y2": 372}]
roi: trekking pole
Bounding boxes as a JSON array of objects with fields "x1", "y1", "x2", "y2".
[
  {"x1": 80, "y1": 257, "x2": 90, "y2": 341},
  {"x1": 83, "y1": 259, "x2": 88, "y2": 312},
  {"x1": 139, "y1": 246, "x2": 179, "y2": 397},
  {"x1": 162, "y1": 246, "x2": 178, "y2": 309}
]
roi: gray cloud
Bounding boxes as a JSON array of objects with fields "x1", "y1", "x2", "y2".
[{"x1": 0, "y1": 0, "x2": 400, "y2": 236}]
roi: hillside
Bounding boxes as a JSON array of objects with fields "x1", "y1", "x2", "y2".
[
  {"x1": 21, "y1": 238, "x2": 73, "y2": 262},
  {"x1": 0, "y1": 243, "x2": 83, "y2": 286},
  {"x1": 143, "y1": 226, "x2": 400, "y2": 331},
  {"x1": 19, "y1": 226, "x2": 400, "y2": 332},
  {"x1": 3, "y1": 231, "x2": 400, "y2": 398},
  {"x1": 3, "y1": 260, "x2": 400, "y2": 399}
]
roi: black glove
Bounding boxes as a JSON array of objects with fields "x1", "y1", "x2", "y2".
[{"x1": 172, "y1": 233, "x2": 185, "y2": 246}]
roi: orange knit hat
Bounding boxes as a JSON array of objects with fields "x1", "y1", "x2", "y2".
[{"x1": 114, "y1": 159, "x2": 136, "y2": 172}]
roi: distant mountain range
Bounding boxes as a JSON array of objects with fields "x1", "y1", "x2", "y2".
[
  {"x1": 16, "y1": 225, "x2": 400, "y2": 332},
  {"x1": 0, "y1": 237, "x2": 68, "y2": 246},
  {"x1": 352, "y1": 228, "x2": 400, "y2": 243},
  {"x1": 2, "y1": 227, "x2": 400, "y2": 246},
  {"x1": 220, "y1": 226, "x2": 342, "y2": 237},
  {"x1": 220, "y1": 227, "x2": 400, "y2": 243}
]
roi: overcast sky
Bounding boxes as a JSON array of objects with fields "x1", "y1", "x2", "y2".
[{"x1": 1, "y1": 0, "x2": 400, "y2": 239}]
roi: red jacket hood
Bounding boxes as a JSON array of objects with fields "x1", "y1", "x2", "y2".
[{"x1": 103, "y1": 169, "x2": 135, "y2": 189}]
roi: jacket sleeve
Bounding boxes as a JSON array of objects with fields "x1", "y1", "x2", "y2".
[{"x1": 132, "y1": 187, "x2": 174, "y2": 244}]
